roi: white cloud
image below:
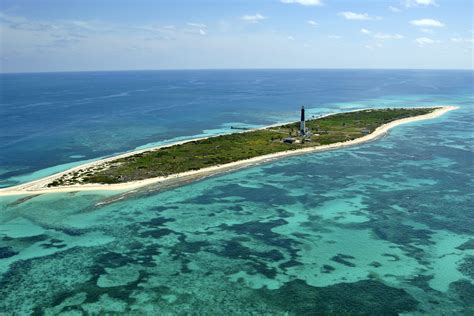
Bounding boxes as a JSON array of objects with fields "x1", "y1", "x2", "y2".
[
  {"x1": 287, "y1": 36, "x2": 295, "y2": 40},
  {"x1": 338, "y1": 12, "x2": 381, "y2": 21},
  {"x1": 389, "y1": 6, "x2": 401, "y2": 12},
  {"x1": 416, "y1": 0, "x2": 437, "y2": 4},
  {"x1": 451, "y1": 37, "x2": 474, "y2": 43},
  {"x1": 307, "y1": 20, "x2": 318, "y2": 26},
  {"x1": 374, "y1": 32, "x2": 404, "y2": 39},
  {"x1": 0, "y1": 12, "x2": 97, "y2": 48},
  {"x1": 405, "y1": 0, "x2": 438, "y2": 7},
  {"x1": 185, "y1": 22, "x2": 207, "y2": 36},
  {"x1": 420, "y1": 28, "x2": 434, "y2": 33},
  {"x1": 410, "y1": 19, "x2": 445, "y2": 28},
  {"x1": 415, "y1": 37, "x2": 440, "y2": 46},
  {"x1": 364, "y1": 43, "x2": 383, "y2": 50},
  {"x1": 281, "y1": 0, "x2": 323, "y2": 6},
  {"x1": 187, "y1": 22, "x2": 207, "y2": 28},
  {"x1": 241, "y1": 14, "x2": 267, "y2": 23},
  {"x1": 0, "y1": 12, "x2": 101, "y2": 33},
  {"x1": 361, "y1": 29, "x2": 404, "y2": 40},
  {"x1": 69, "y1": 21, "x2": 96, "y2": 31}
]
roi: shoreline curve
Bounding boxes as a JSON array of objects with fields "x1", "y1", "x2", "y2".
[{"x1": 0, "y1": 106, "x2": 458, "y2": 197}]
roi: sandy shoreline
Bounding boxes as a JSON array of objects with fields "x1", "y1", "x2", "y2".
[{"x1": 0, "y1": 106, "x2": 458, "y2": 197}]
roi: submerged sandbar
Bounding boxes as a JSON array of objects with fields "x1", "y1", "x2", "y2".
[{"x1": 0, "y1": 106, "x2": 457, "y2": 196}]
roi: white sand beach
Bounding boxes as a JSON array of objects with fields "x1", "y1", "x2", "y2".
[{"x1": 0, "y1": 106, "x2": 458, "y2": 196}]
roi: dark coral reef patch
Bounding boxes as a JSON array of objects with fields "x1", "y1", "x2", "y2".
[{"x1": 258, "y1": 279, "x2": 419, "y2": 315}]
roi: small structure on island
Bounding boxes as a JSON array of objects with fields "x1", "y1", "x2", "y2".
[
  {"x1": 300, "y1": 106, "x2": 306, "y2": 136},
  {"x1": 282, "y1": 106, "x2": 311, "y2": 145}
]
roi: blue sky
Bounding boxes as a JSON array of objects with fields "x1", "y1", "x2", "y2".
[{"x1": 0, "y1": 0, "x2": 472, "y2": 72}]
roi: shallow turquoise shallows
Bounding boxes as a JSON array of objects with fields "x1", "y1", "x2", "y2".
[{"x1": 0, "y1": 70, "x2": 473, "y2": 314}]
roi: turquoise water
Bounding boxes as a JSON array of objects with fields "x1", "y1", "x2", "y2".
[{"x1": 0, "y1": 70, "x2": 473, "y2": 314}]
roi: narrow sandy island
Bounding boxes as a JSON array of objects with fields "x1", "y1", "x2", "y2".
[{"x1": 0, "y1": 106, "x2": 458, "y2": 197}]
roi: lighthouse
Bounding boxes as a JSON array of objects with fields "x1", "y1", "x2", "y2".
[{"x1": 300, "y1": 106, "x2": 305, "y2": 136}]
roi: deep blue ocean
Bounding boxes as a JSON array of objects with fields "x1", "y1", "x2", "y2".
[{"x1": 0, "y1": 70, "x2": 473, "y2": 314}]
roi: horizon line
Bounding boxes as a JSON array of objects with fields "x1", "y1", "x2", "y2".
[{"x1": 1, "y1": 67, "x2": 473, "y2": 75}]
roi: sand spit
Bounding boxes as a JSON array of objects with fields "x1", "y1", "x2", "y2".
[{"x1": 0, "y1": 106, "x2": 458, "y2": 197}]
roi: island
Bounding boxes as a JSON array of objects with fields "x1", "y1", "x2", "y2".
[{"x1": 0, "y1": 106, "x2": 457, "y2": 196}]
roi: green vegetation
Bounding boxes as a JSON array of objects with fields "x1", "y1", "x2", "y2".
[{"x1": 48, "y1": 108, "x2": 436, "y2": 186}]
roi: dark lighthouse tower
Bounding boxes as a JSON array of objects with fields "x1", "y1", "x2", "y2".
[{"x1": 300, "y1": 106, "x2": 305, "y2": 136}]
